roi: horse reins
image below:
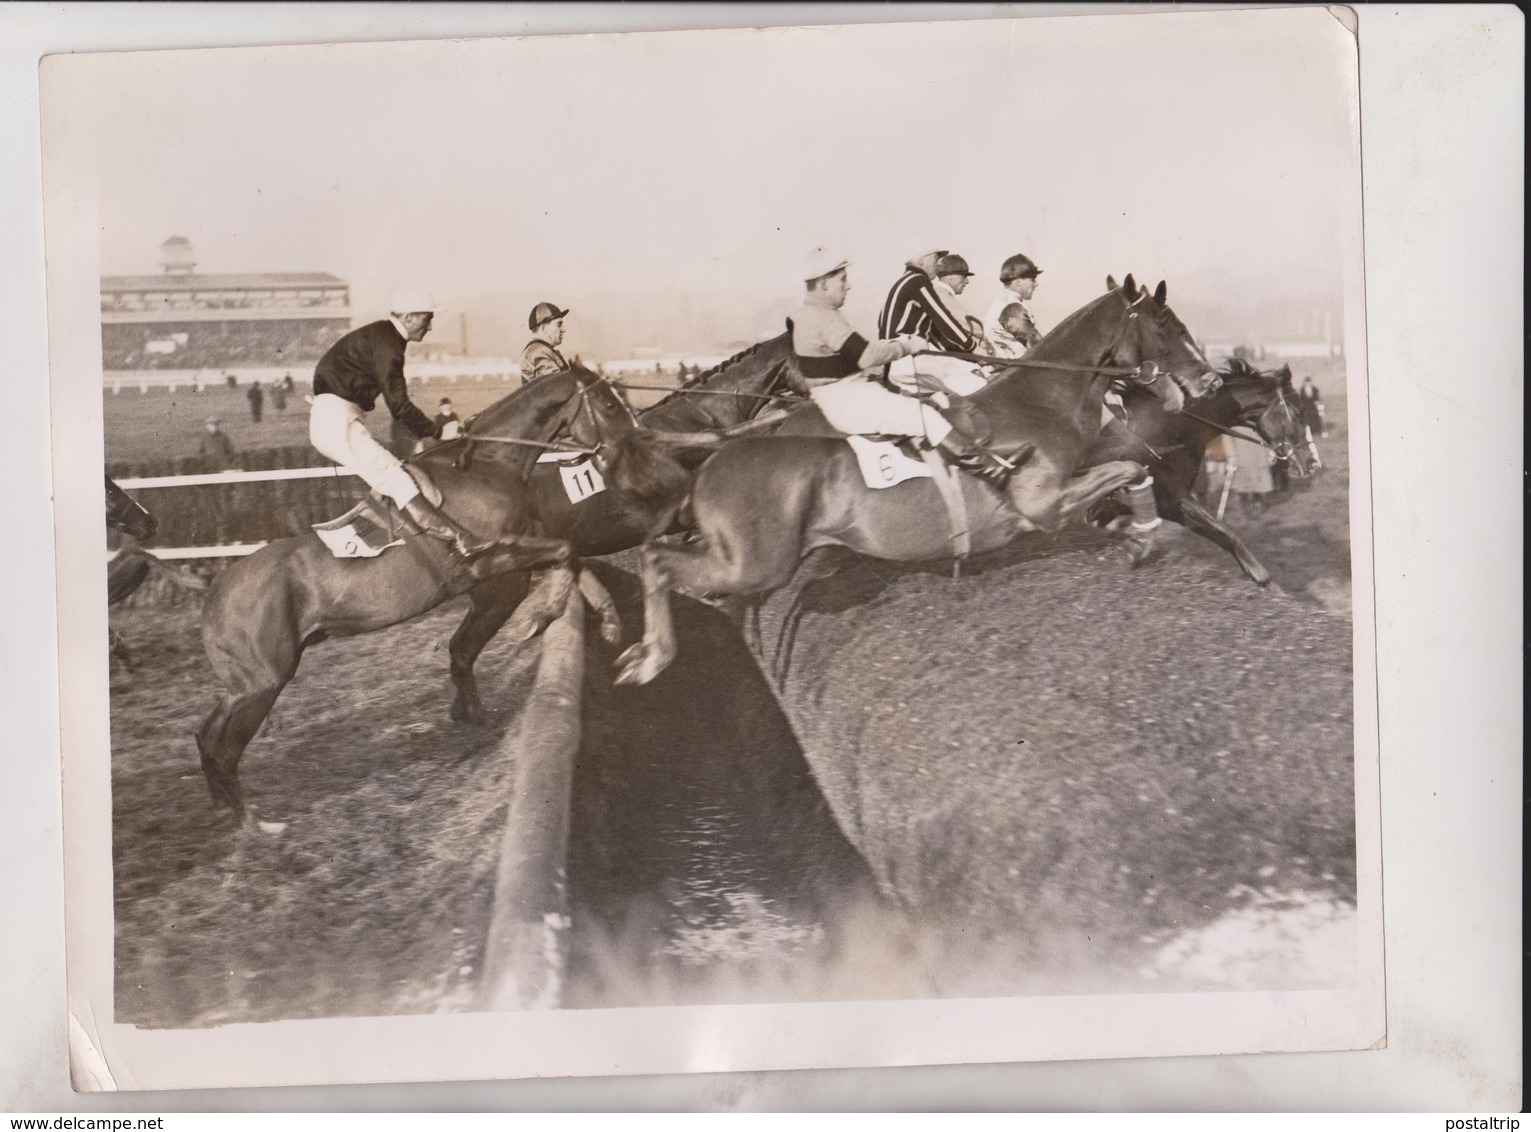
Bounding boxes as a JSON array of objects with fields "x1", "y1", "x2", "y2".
[
  {"x1": 916, "y1": 348, "x2": 1144, "y2": 377},
  {"x1": 613, "y1": 384, "x2": 798, "y2": 404}
]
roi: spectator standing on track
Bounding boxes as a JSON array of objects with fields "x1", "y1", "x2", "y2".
[
  {"x1": 1299, "y1": 376, "x2": 1326, "y2": 438},
  {"x1": 270, "y1": 380, "x2": 288, "y2": 413},
  {"x1": 877, "y1": 244, "x2": 978, "y2": 353},
  {"x1": 520, "y1": 302, "x2": 571, "y2": 382},
  {"x1": 197, "y1": 416, "x2": 238, "y2": 471},
  {"x1": 308, "y1": 290, "x2": 491, "y2": 560},
  {"x1": 984, "y1": 253, "x2": 1044, "y2": 360},
  {"x1": 246, "y1": 380, "x2": 265, "y2": 423}
]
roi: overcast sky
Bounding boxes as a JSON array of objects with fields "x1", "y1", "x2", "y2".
[{"x1": 76, "y1": 7, "x2": 1360, "y2": 332}]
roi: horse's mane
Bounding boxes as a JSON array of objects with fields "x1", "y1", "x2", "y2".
[
  {"x1": 460, "y1": 363, "x2": 600, "y2": 434},
  {"x1": 1217, "y1": 356, "x2": 1289, "y2": 388},
  {"x1": 645, "y1": 330, "x2": 791, "y2": 413}
]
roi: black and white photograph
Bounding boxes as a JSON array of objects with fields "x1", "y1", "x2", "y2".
[{"x1": 42, "y1": 5, "x2": 1394, "y2": 1092}]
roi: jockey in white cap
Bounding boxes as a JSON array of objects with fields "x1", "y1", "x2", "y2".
[
  {"x1": 791, "y1": 248, "x2": 1012, "y2": 487},
  {"x1": 309, "y1": 290, "x2": 493, "y2": 559}
]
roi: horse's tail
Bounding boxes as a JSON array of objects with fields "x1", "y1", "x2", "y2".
[{"x1": 604, "y1": 432, "x2": 695, "y2": 520}]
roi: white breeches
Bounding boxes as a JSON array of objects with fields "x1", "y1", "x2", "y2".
[
  {"x1": 886, "y1": 355, "x2": 990, "y2": 397},
  {"x1": 309, "y1": 393, "x2": 421, "y2": 506},
  {"x1": 809, "y1": 377, "x2": 953, "y2": 444}
]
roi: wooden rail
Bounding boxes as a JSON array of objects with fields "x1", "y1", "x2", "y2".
[{"x1": 475, "y1": 575, "x2": 587, "y2": 1011}]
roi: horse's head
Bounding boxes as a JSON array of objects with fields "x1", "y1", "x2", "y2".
[
  {"x1": 1254, "y1": 364, "x2": 1317, "y2": 478},
  {"x1": 1105, "y1": 274, "x2": 1222, "y2": 409},
  {"x1": 561, "y1": 364, "x2": 640, "y2": 456},
  {"x1": 105, "y1": 476, "x2": 157, "y2": 540},
  {"x1": 464, "y1": 364, "x2": 637, "y2": 459},
  {"x1": 642, "y1": 330, "x2": 799, "y2": 432}
]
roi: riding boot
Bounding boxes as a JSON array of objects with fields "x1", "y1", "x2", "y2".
[
  {"x1": 401, "y1": 497, "x2": 496, "y2": 560},
  {"x1": 935, "y1": 426, "x2": 1014, "y2": 489}
]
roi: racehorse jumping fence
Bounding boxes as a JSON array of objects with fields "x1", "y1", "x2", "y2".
[{"x1": 475, "y1": 576, "x2": 586, "y2": 1011}]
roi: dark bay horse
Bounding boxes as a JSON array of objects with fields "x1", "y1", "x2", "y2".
[
  {"x1": 1084, "y1": 357, "x2": 1315, "y2": 584},
  {"x1": 106, "y1": 475, "x2": 157, "y2": 541},
  {"x1": 105, "y1": 476, "x2": 161, "y2": 666},
  {"x1": 609, "y1": 275, "x2": 1221, "y2": 686},
  {"x1": 194, "y1": 366, "x2": 636, "y2": 821},
  {"x1": 442, "y1": 331, "x2": 807, "y2": 723}
]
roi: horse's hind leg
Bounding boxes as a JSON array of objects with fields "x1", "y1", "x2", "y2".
[
  {"x1": 196, "y1": 574, "x2": 305, "y2": 823},
  {"x1": 448, "y1": 572, "x2": 532, "y2": 724},
  {"x1": 195, "y1": 686, "x2": 286, "y2": 820}
]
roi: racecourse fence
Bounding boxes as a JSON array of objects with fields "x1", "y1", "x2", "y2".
[{"x1": 108, "y1": 445, "x2": 365, "y2": 558}]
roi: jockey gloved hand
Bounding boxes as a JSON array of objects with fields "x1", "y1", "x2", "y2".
[{"x1": 898, "y1": 334, "x2": 931, "y2": 357}]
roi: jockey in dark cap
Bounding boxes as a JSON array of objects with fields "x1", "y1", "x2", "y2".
[{"x1": 521, "y1": 302, "x2": 571, "y2": 382}]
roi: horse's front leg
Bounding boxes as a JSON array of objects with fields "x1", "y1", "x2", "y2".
[
  {"x1": 613, "y1": 542, "x2": 679, "y2": 687},
  {"x1": 1177, "y1": 496, "x2": 1273, "y2": 585}
]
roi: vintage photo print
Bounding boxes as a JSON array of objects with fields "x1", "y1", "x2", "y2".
[{"x1": 43, "y1": 7, "x2": 1383, "y2": 1091}]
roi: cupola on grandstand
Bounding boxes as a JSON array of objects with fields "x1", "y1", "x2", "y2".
[{"x1": 100, "y1": 236, "x2": 352, "y2": 380}]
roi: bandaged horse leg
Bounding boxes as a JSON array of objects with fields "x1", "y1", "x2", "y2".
[{"x1": 1048, "y1": 459, "x2": 1157, "y2": 525}]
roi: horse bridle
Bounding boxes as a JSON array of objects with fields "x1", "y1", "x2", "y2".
[
  {"x1": 455, "y1": 367, "x2": 637, "y2": 461},
  {"x1": 1178, "y1": 382, "x2": 1302, "y2": 461}
]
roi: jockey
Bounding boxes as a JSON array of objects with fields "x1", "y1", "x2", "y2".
[
  {"x1": 308, "y1": 291, "x2": 493, "y2": 560},
  {"x1": 520, "y1": 302, "x2": 571, "y2": 382},
  {"x1": 877, "y1": 245, "x2": 979, "y2": 353},
  {"x1": 793, "y1": 248, "x2": 1011, "y2": 487},
  {"x1": 984, "y1": 253, "x2": 1044, "y2": 359},
  {"x1": 932, "y1": 253, "x2": 982, "y2": 341}
]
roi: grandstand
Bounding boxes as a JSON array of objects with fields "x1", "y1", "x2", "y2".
[{"x1": 101, "y1": 236, "x2": 351, "y2": 374}]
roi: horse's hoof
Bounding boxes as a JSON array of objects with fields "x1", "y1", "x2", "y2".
[
  {"x1": 450, "y1": 698, "x2": 486, "y2": 725},
  {"x1": 613, "y1": 644, "x2": 665, "y2": 686},
  {"x1": 599, "y1": 618, "x2": 624, "y2": 647}
]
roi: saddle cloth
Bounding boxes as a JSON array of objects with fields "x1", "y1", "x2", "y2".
[
  {"x1": 844, "y1": 435, "x2": 934, "y2": 490},
  {"x1": 311, "y1": 465, "x2": 443, "y2": 559},
  {"x1": 842, "y1": 435, "x2": 971, "y2": 559}
]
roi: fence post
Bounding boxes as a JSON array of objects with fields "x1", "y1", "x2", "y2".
[{"x1": 476, "y1": 577, "x2": 586, "y2": 1011}]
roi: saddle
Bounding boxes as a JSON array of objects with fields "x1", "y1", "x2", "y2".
[{"x1": 311, "y1": 465, "x2": 443, "y2": 559}]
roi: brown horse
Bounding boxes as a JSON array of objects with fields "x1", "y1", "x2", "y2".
[
  {"x1": 194, "y1": 365, "x2": 635, "y2": 821},
  {"x1": 442, "y1": 332, "x2": 806, "y2": 723},
  {"x1": 1084, "y1": 357, "x2": 1316, "y2": 584},
  {"x1": 609, "y1": 275, "x2": 1221, "y2": 685}
]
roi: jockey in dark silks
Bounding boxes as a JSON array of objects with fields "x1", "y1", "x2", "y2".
[{"x1": 307, "y1": 290, "x2": 492, "y2": 560}]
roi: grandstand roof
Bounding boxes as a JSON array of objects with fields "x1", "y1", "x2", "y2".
[{"x1": 101, "y1": 272, "x2": 349, "y2": 292}]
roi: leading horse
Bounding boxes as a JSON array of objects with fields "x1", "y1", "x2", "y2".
[
  {"x1": 194, "y1": 366, "x2": 635, "y2": 822},
  {"x1": 608, "y1": 275, "x2": 1222, "y2": 686},
  {"x1": 1084, "y1": 357, "x2": 1316, "y2": 584}
]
